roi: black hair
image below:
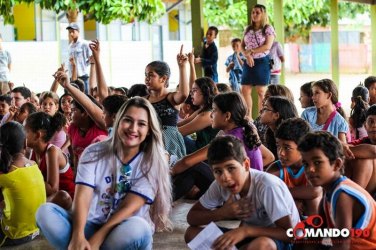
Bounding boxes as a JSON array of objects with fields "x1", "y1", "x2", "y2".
[
  {"x1": 207, "y1": 135, "x2": 246, "y2": 166},
  {"x1": 71, "y1": 79, "x2": 85, "y2": 93},
  {"x1": 114, "y1": 87, "x2": 128, "y2": 96},
  {"x1": 231, "y1": 38, "x2": 241, "y2": 44},
  {"x1": 184, "y1": 95, "x2": 199, "y2": 111},
  {"x1": 300, "y1": 81, "x2": 314, "y2": 107},
  {"x1": 366, "y1": 104, "x2": 376, "y2": 118},
  {"x1": 275, "y1": 118, "x2": 311, "y2": 144},
  {"x1": 350, "y1": 85, "x2": 369, "y2": 139},
  {"x1": 194, "y1": 77, "x2": 218, "y2": 113},
  {"x1": 213, "y1": 92, "x2": 261, "y2": 149},
  {"x1": 298, "y1": 131, "x2": 344, "y2": 173},
  {"x1": 59, "y1": 93, "x2": 72, "y2": 113},
  {"x1": 0, "y1": 95, "x2": 11, "y2": 105},
  {"x1": 102, "y1": 95, "x2": 128, "y2": 116},
  {"x1": 216, "y1": 83, "x2": 232, "y2": 93},
  {"x1": 127, "y1": 84, "x2": 149, "y2": 98},
  {"x1": 312, "y1": 79, "x2": 346, "y2": 119},
  {"x1": 267, "y1": 96, "x2": 298, "y2": 127},
  {"x1": 146, "y1": 61, "x2": 171, "y2": 88},
  {"x1": 72, "y1": 94, "x2": 102, "y2": 113},
  {"x1": 25, "y1": 112, "x2": 66, "y2": 142},
  {"x1": 207, "y1": 26, "x2": 219, "y2": 36},
  {"x1": 266, "y1": 84, "x2": 294, "y2": 102},
  {"x1": 11, "y1": 86, "x2": 31, "y2": 99},
  {"x1": 265, "y1": 96, "x2": 298, "y2": 158},
  {"x1": 20, "y1": 102, "x2": 37, "y2": 115},
  {"x1": 0, "y1": 122, "x2": 26, "y2": 173},
  {"x1": 364, "y1": 76, "x2": 376, "y2": 90}
]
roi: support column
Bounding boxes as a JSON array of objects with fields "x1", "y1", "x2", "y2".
[
  {"x1": 191, "y1": 0, "x2": 204, "y2": 77},
  {"x1": 273, "y1": 0, "x2": 284, "y2": 84},
  {"x1": 330, "y1": 0, "x2": 340, "y2": 86},
  {"x1": 371, "y1": 4, "x2": 376, "y2": 75}
]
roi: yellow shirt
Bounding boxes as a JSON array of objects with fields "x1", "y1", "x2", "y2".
[{"x1": 0, "y1": 164, "x2": 46, "y2": 239}]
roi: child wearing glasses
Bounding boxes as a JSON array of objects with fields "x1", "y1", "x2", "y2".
[
  {"x1": 36, "y1": 97, "x2": 172, "y2": 249},
  {"x1": 260, "y1": 96, "x2": 298, "y2": 160}
]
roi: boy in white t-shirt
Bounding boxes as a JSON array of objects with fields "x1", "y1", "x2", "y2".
[{"x1": 185, "y1": 135, "x2": 300, "y2": 250}]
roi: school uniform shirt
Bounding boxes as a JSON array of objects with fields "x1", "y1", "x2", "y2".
[
  {"x1": 200, "y1": 169, "x2": 300, "y2": 227},
  {"x1": 324, "y1": 176, "x2": 376, "y2": 249},
  {"x1": 75, "y1": 142, "x2": 156, "y2": 230},
  {"x1": 301, "y1": 107, "x2": 349, "y2": 138}
]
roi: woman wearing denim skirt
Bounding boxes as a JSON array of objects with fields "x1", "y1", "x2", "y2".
[{"x1": 241, "y1": 4, "x2": 276, "y2": 118}]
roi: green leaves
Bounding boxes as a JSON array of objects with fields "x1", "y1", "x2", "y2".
[
  {"x1": 0, "y1": 0, "x2": 165, "y2": 24},
  {"x1": 203, "y1": 0, "x2": 369, "y2": 42}
]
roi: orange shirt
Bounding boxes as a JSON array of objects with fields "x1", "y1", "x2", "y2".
[{"x1": 324, "y1": 176, "x2": 376, "y2": 250}]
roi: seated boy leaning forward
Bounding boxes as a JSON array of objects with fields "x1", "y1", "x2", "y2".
[
  {"x1": 298, "y1": 131, "x2": 376, "y2": 250},
  {"x1": 185, "y1": 135, "x2": 300, "y2": 250},
  {"x1": 344, "y1": 104, "x2": 376, "y2": 197},
  {"x1": 267, "y1": 118, "x2": 322, "y2": 216}
]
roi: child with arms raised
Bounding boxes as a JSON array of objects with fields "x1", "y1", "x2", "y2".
[
  {"x1": 299, "y1": 131, "x2": 376, "y2": 250},
  {"x1": 185, "y1": 135, "x2": 300, "y2": 250},
  {"x1": 267, "y1": 118, "x2": 322, "y2": 216},
  {"x1": 145, "y1": 46, "x2": 189, "y2": 159}
]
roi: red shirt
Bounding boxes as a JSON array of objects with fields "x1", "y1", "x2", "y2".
[{"x1": 68, "y1": 124, "x2": 108, "y2": 161}]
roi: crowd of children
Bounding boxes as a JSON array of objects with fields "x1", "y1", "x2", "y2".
[{"x1": 0, "y1": 4, "x2": 376, "y2": 249}]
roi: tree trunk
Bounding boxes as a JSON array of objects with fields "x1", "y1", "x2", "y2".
[{"x1": 66, "y1": 9, "x2": 79, "y2": 23}]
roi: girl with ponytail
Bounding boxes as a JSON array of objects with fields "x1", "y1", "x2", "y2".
[
  {"x1": 0, "y1": 122, "x2": 45, "y2": 246},
  {"x1": 172, "y1": 92, "x2": 274, "y2": 200},
  {"x1": 25, "y1": 112, "x2": 75, "y2": 210},
  {"x1": 349, "y1": 85, "x2": 369, "y2": 141},
  {"x1": 302, "y1": 79, "x2": 349, "y2": 143}
]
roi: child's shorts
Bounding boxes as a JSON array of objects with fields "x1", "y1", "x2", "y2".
[
  {"x1": 0, "y1": 227, "x2": 39, "y2": 247},
  {"x1": 219, "y1": 226, "x2": 293, "y2": 250}
]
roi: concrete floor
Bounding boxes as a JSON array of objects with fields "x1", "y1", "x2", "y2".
[{"x1": 2, "y1": 200, "x2": 195, "y2": 250}]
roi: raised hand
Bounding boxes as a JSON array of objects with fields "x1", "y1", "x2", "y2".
[
  {"x1": 187, "y1": 48, "x2": 195, "y2": 65},
  {"x1": 177, "y1": 44, "x2": 188, "y2": 67},
  {"x1": 89, "y1": 39, "x2": 100, "y2": 61},
  {"x1": 69, "y1": 56, "x2": 76, "y2": 67},
  {"x1": 53, "y1": 70, "x2": 70, "y2": 89}
]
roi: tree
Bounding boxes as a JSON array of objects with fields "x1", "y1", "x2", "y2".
[
  {"x1": 203, "y1": 0, "x2": 369, "y2": 42},
  {"x1": 0, "y1": 0, "x2": 165, "y2": 24}
]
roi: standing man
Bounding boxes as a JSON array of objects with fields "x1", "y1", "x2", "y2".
[
  {"x1": 0, "y1": 33, "x2": 12, "y2": 95},
  {"x1": 66, "y1": 23, "x2": 91, "y2": 94}
]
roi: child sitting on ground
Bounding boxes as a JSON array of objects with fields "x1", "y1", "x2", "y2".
[
  {"x1": 267, "y1": 118, "x2": 322, "y2": 216},
  {"x1": 364, "y1": 76, "x2": 376, "y2": 106},
  {"x1": 349, "y1": 85, "x2": 369, "y2": 141},
  {"x1": 0, "y1": 122, "x2": 46, "y2": 247},
  {"x1": 345, "y1": 104, "x2": 376, "y2": 197},
  {"x1": 298, "y1": 131, "x2": 376, "y2": 249},
  {"x1": 185, "y1": 135, "x2": 300, "y2": 250}
]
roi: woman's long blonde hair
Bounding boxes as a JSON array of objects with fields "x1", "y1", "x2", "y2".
[
  {"x1": 110, "y1": 97, "x2": 172, "y2": 231},
  {"x1": 244, "y1": 4, "x2": 269, "y2": 35}
]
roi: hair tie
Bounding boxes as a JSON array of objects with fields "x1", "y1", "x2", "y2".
[{"x1": 335, "y1": 102, "x2": 341, "y2": 109}]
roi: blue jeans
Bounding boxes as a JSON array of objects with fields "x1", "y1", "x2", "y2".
[{"x1": 36, "y1": 203, "x2": 152, "y2": 250}]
